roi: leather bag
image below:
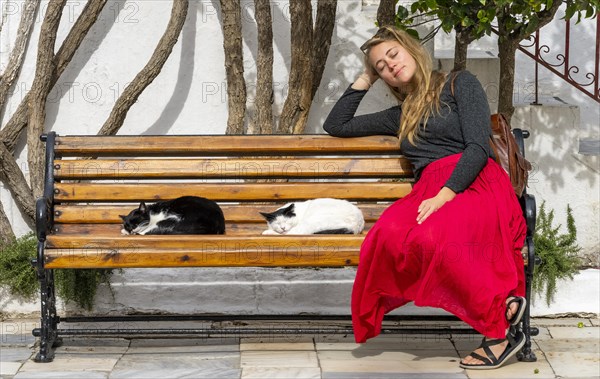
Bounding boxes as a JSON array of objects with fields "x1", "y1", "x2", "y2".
[
  {"x1": 489, "y1": 113, "x2": 532, "y2": 197},
  {"x1": 450, "y1": 72, "x2": 532, "y2": 197}
]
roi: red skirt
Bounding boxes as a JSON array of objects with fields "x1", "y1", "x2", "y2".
[{"x1": 352, "y1": 153, "x2": 526, "y2": 343}]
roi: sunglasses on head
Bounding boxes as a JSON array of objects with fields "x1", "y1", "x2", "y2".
[{"x1": 359, "y1": 27, "x2": 396, "y2": 54}]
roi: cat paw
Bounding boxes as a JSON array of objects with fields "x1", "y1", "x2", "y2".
[{"x1": 262, "y1": 229, "x2": 279, "y2": 235}]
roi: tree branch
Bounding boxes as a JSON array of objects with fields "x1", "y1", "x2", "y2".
[
  {"x1": 97, "y1": 0, "x2": 189, "y2": 136},
  {"x1": 277, "y1": 0, "x2": 314, "y2": 134},
  {"x1": 27, "y1": 0, "x2": 67, "y2": 198},
  {"x1": 0, "y1": 0, "x2": 108, "y2": 152},
  {"x1": 251, "y1": 0, "x2": 274, "y2": 134},
  {"x1": 0, "y1": 0, "x2": 38, "y2": 119},
  {"x1": 0, "y1": 200, "x2": 17, "y2": 246},
  {"x1": 220, "y1": 0, "x2": 246, "y2": 135},
  {"x1": 0, "y1": 143, "x2": 35, "y2": 223},
  {"x1": 311, "y1": 0, "x2": 337, "y2": 99},
  {"x1": 377, "y1": 0, "x2": 396, "y2": 27}
]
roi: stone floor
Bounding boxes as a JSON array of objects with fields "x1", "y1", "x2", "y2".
[{"x1": 1, "y1": 317, "x2": 598, "y2": 379}]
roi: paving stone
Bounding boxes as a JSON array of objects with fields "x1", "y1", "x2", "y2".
[
  {"x1": 240, "y1": 342, "x2": 315, "y2": 351},
  {"x1": 128, "y1": 337, "x2": 238, "y2": 347},
  {"x1": 320, "y1": 359, "x2": 464, "y2": 374},
  {"x1": 532, "y1": 318, "x2": 593, "y2": 327},
  {"x1": 323, "y1": 373, "x2": 467, "y2": 379},
  {"x1": 1, "y1": 361, "x2": 23, "y2": 376},
  {"x1": 0, "y1": 347, "x2": 34, "y2": 362},
  {"x1": 55, "y1": 338, "x2": 129, "y2": 355},
  {"x1": 316, "y1": 336, "x2": 456, "y2": 352},
  {"x1": 241, "y1": 336, "x2": 316, "y2": 344},
  {"x1": 241, "y1": 351, "x2": 319, "y2": 368},
  {"x1": 13, "y1": 371, "x2": 108, "y2": 379},
  {"x1": 589, "y1": 318, "x2": 598, "y2": 327},
  {"x1": 318, "y1": 349, "x2": 460, "y2": 362},
  {"x1": 241, "y1": 366, "x2": 321, "y2": 378},
  {"x1": 530, "y1": 326, "x2": 552, "y2": 339},
  {"x1": 535, "y1": 339, "x2": 600, "y2": 378},
  {"x1": 112, "y1": 354, "x2": 240, "y2": 371},
  {"x1": 18, "y1": 355, "x2": 121, "y2": 373},
  {"x1": 127, "y1": 338, "x2": 238, "y2": 354},
  {"x1": 109, "y1": 368, "x2": 242, "y2": 379},
  {"x1": 546, "y1": 326, "x2": 599, "y2": 339}
]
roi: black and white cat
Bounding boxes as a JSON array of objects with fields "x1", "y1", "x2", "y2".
[
  {"x1": 120, "y1": 196, "x2": 225, "y2": 235},
  {"x1": 260, "y1": 198, "x2": 365, "y2": 235}
]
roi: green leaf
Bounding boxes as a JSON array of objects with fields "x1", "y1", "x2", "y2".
[
  {"x1": 396, "y1": 5, "x2": 409, "y2": 20},
  {"x1": 406, "y1": 28, "x2": 421, "y2": 40},
  {"x1": 426, "y1": 0, "x2": 438, "y2": 10}
]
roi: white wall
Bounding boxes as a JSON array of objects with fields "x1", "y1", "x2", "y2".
[{"x1": 1, "y1": 1, "x2": 598, "y2": 316}]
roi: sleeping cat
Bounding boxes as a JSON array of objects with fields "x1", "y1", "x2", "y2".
[
  {"x1": 120, "y1": 196, "x2": 225, "y2": 235},
  {"x1": 260, "y1": 198, "x2": 365, "y2": 235}
]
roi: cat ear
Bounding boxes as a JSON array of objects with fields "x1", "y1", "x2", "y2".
[
  {"x1": 139, "y1": 202, "x2": 147, "y2": 213},
  {"x1": 259, "y1": 211, "x2": 274, "y2": 221},
  {"x1": 283, "y1": 204, "x2": 295, "y2": 216},
  {"x1": 119, "y1": 215, "x2": 127, "y2": 221}
]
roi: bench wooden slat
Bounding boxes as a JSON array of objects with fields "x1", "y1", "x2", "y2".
[
  {"x1": 54, "y1": 157, "x2": 413, "y2": 179},
  {"x1": 45, "y1": 234, "x2": 365, "y2": 248},
  {"x1": 54, "y1": 204, "x2": 390, "y2": 224},
  {"x1": 55, "y1": 135, "x2": 401, "y2": 156},
  {"x1": 44, "y1": 248, "x2": 360, "y2": 269},
  {"x1": 54, "y1": 182, "x2": 412, "y2": 202},
  {"x1": 50, "y1": 223, "x2": 375, "y2": 235}
]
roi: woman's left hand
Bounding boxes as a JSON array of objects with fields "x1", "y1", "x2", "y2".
[{"x1": 417, "y1": 187, "x2": 456, "y2": 224}]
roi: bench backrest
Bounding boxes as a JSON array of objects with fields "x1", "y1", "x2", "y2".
[{"x1": 42, "y1": 134, "x2": 413, "y2": 268}]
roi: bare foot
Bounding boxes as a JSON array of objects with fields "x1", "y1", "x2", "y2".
[{"x1": 507, "y1": 297, "x2": 518, "y2": 319}]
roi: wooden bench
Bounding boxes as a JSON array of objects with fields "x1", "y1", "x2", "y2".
[{"x1": 33, "y1": 132, "x2": 538, "y2": 362}]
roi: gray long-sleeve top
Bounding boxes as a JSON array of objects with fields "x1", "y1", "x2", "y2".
[{"x1": 323, "y1": 70, "x2": 493, "y2": 193}]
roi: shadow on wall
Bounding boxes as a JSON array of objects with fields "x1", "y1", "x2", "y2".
[
  {"x1": 141, "y1": 1, "x2": 198, "y2": 135},
  {"x1": 515, "y1": 104, "x2": 599, "y2": 193},
  {"x1": 44, "y1": 0, "x2": 127, "y2": 137}
]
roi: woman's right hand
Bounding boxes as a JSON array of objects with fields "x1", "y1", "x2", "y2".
[
  {"x1": 352, "y1": 70, "x2": 379, "y2": 90},
  {"x1": 364, "y1": 68, "x2": 379, "y2": 85}
]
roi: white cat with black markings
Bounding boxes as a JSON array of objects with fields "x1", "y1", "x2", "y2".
[{"x1": 260, "y1": 198, "x2": 365, "y2": 235}]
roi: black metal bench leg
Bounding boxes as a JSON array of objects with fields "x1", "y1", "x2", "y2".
[
  {"x1": 518, "y1": 235, "x2": 538, "y2": 362},
  {"x1": 32, "y1": 242, "x2": 61, "y2": 363}
]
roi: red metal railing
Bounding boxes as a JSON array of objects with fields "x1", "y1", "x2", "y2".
[{"x1": 518, "y1": 14, "x2": 599, "y2": 104}]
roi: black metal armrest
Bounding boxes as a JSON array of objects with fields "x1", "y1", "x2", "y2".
[{"x1": 36, "y1": 197, "x2": 52, "y2": 242}]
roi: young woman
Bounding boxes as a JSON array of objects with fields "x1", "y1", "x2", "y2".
[{"x1": 323, "y1": 26, "x2": 528, "y2": 370}]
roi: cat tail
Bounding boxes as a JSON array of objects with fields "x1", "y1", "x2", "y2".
[{"x1": 314, "y1": 228, "x2": 354, "y2": 234}]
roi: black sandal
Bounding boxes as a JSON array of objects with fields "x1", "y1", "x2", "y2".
[
  {"x1": 506, "y1": 296, "x2": 526, "y2": 325},
  {"x1": 460, "y1": 331, "x2": 525, "y2": 370}
]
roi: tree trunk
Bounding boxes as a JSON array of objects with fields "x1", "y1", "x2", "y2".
[
  {"x1": 0, "y1": 0, "x2": 38, "y2": 119},
  {"x1": 377, "y1": 0, "x2": 396, "y2": 27},
  {"x1": 0, "y1": 0, "x2": 108, "y2": 153},
  {"x1": 0, "y1": 144, "x2": 35, "y2": 223},
  {"x1": 495, "y1": 1, "x2": 562, "y2": 121},
  {"x1": 27, "y1": 0, "x2": 67, "y2": 198},
  {"x1": 311, "y1": 0, "x2": 337, "y2": 99},
  {"x1": 277, "y1": 0, "x2": 313, "y2": 134},
  {"x1": 98, "y1": 0, "x2": 189, "y2": 136},
  {"x1": 252, "y1": 0, "x2": 274, "y2": 135},
  {"x1": 497, "y1": 38, "x2": 518, "y2": 122},
  {"x1": 453, "y1": 28, "x2": 472, "y2": 72},
  {"x1": 0, "y1": 201, "x2": 16, "y2": 246},
  {"x1": 220, "y1": 0, "x2": 246, "y2": 135}
]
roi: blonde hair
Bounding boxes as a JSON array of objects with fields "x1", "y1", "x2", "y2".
[{"x1": 361, "y1": 27, "x2": 447, "y2": 145}]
